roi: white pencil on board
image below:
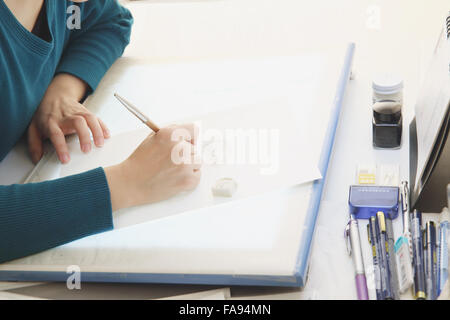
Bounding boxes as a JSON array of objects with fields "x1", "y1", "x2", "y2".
[{"x1": 22, "y1": 149, "x2": 51, "y2": 184}]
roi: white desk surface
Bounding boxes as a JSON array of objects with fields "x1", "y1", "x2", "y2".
[{"x1": 1, "y1": 0, "x2": 449, "y2": 300}]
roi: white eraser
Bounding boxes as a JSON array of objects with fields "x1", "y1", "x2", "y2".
[
  {"x1": 212, "y1": 178, "x2": 237, "y2": 197},
  {"x1": 378, "y1": 164, "x2": 400, "y2": 186}
]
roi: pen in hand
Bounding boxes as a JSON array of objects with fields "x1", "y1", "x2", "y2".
[{"x1": 114, "y1": 93, "x2": 160, "y2": 133}]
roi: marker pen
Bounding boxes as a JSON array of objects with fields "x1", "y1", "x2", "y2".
[
  {"x1": 425, "y1": 222, "x2": 437, "y2": 300},
  {"x1": 368, "y1": 219, "x2": 383, "y2": 300},
  {"x1": 411, "y1": 210, "x2": 426, "y2": 300},
  {"x1": 372, "y1": 215, "x2": 388, "y2": 299},
  {"x1": 438, "y1": 208, "x2": 449, "y2": 296},
  {"x1": 377, "y1": 212, "x2": 394, "y2": 299}
]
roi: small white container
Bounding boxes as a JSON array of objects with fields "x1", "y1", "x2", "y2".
[
  {"x1": 372, "y1": 74, "x2": 404, "y2": 104},
  {"x1": 371, "y1": 74, "x2": 404, "y2": 149}
]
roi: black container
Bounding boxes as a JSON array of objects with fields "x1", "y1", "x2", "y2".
[{"x1": 372, "y1": 110, "x2": 402, "y2": 149}]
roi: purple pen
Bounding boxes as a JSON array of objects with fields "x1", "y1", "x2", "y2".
[{"x1": 346, "y1": 216, "x2": 369, "y2": 300}]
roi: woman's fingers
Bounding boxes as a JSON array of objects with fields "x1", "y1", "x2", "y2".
[
  {"x1": 32, "y1": 96, "x2": 111, "y2": 163},
  {"x1": 69, "y1": 115, "x2": 93, "y2": 153},
  {"x1": 27, "y1": 121, "x2": 43, "y2": 164},
  {"x1": 54, "y1": 109, "x2": 110, "y2": 157},
  {"x1": 98, "y1": 118, "x2": 111, "y2": 139},
  {"x1": 61, "y1": 114, "x2": 102, "y2": 153},
  {"x1": 82, "y1": 113, "x2": 105, "y2": 148},
  {"x1": 48, "y1": 121, "x2": 70, "y2": 164}
]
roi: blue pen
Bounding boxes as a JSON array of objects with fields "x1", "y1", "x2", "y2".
[
  {"x1": 411, "y1": 210, "x2": 426, "y2": 300},
  {"x1": 425, "y1": 222, "x2": 437, "y2": 300},
  {"x1": 368, "y1": 218, "x2": 383, "y2": 300},
  {"x1": 373, "y1": 215, "x2": 388, "y2": 299},
  {"x1": 376, "y1": 211, "x2": 394, "y2": 299},
  {"x1": 436, "y1": 224, "x2": 440, "y2": 295},
  {"x1": 438, "y1": 208, "x2": 449, "y2": 296}
]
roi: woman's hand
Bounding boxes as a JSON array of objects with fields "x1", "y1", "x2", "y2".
[
  {"x1": 28, "y1": 73, "x2": 110, "y2": 164},
  {"x1": 104, "y1": 124, "x2": 202, "y2": 211}
]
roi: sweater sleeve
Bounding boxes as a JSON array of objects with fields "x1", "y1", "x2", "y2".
[
  {"x1": 56, "y1": 0, "x2": 133, "y2": 92},
  {"x1": 0, "y1": 168, "x2": 113, "y2": 264}
]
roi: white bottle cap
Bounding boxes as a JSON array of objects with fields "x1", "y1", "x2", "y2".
[{"x1": 372, "y1": 74, "x2": 404, "y2": 95}]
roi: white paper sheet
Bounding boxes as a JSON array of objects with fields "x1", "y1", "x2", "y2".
[
  {"x1": 33, "y1": 100, "x2": 321, "y2": 229},
  {"x1": 88, "y1": 55, "x2": 325, "y2": 137}
]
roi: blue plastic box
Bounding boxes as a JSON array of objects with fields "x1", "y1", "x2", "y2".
[{"x1": 348, "y1": 185, "x2": 399, "y2": 219}]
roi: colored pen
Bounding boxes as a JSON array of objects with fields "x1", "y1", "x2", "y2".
[
  {"x1": 423, "y1": 228, "x2": 428, "y2": 298},
  {"x1": 345, "y1": 215, "x2": 369, "y2": 300},
  {"x1": 425, "y1": 222, "x2": 437, "y2": 300},
  {"x1": 369, "y1": 216, "x2": 384, "y2": 300},
  {"x1": 397, "y1": 181, "x2": 414, "y2": 293},
  {"x1": 385, "y1": 217, "x2": 400, "y2": 299},
  {"x1": 411, "y1": 210, "x2": 426, "y2": 300},
  {"x1": 400, "y1": 181, "x2": 412, "y2": 253},
  {"x1": 438, "y1": 208, "x2": 449, "y2": 296},
  {"x1": 373, "y1": 215, "x2": 388, "y2": 299},
  {"x1": 436, "y1": 223, "x2": 440, "y2": 293},
  {"x1": 376, "y1": 212, "x2": 394, "y2": 300}
]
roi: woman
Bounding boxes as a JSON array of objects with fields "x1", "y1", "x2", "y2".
[{"x1": 0, "y1": 0, "x2": 201, "y2": 263}]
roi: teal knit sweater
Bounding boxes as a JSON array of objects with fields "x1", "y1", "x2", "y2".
[{"x1": 0, "y1": 0, "x2": 133, "y2": 263}]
